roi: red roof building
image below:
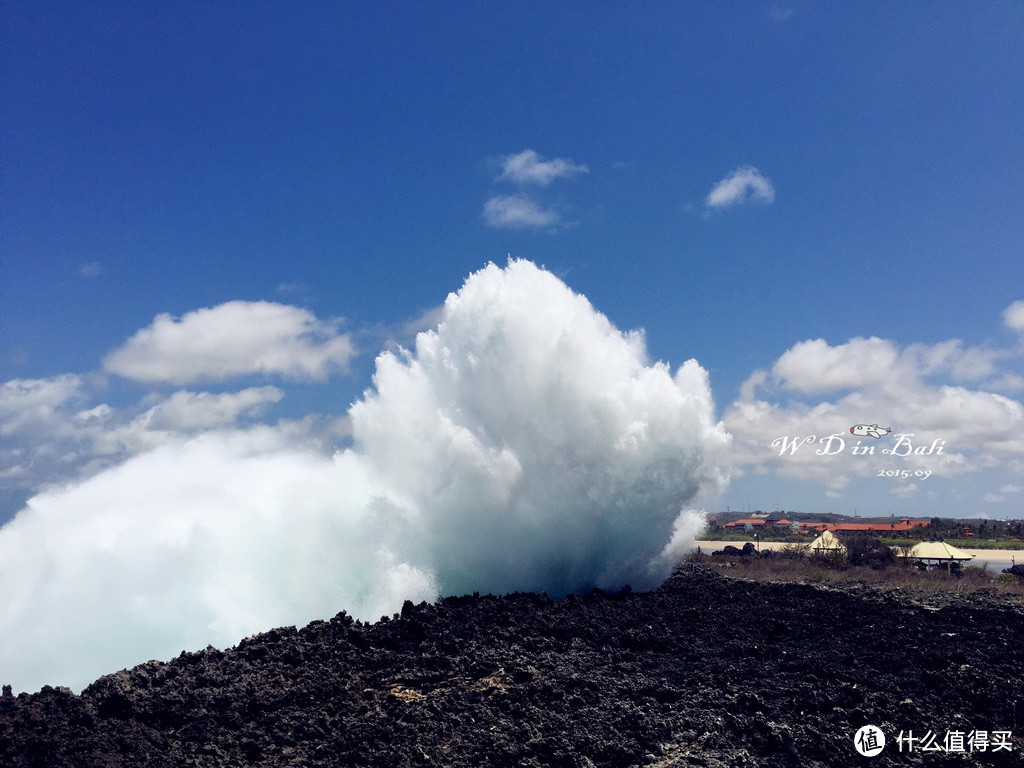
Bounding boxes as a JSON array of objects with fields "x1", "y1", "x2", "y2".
[
  {"x1": 795, "y1": 518, "x2": 929, "y2": 533},
  {"x1": 721, "y1": 517, "x2": 930, "y2": 532},
  {"x1": 722, "y1": 518, "x2": 769, "y2": 528}
]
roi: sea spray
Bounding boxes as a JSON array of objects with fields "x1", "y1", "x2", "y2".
[{"x1": 0, "y1": 260, "x2": 728, "y2": 693}]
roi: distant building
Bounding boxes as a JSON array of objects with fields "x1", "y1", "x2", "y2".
[
  {"x1": 797, "y1": 521, "x2": 830, "y2": 532},
  {"x1": 905, "y1": 541, "x2": 975, "y2": 570},
  {"x1": 806, "y1": 529, "x2": 846, "y2": 554},
  {"x1": 719, "y1": 516, "x2": 930, "y2": 533},
  {"x1": 794, "y1": 517, "x2": 929, "y2": 534}
]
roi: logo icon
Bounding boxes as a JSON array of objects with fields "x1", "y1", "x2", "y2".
[
  {"x1": 854, "y1": 725, "x2": 886, "y2": 757},
  {"x1": 850, "y1": 424, "x2": 892, "y2": 439}
]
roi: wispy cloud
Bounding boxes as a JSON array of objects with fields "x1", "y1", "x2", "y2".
[
  {"x1": 482, "y1": 195, "x2": 561, "y2": 229},
  {"x1": 103, "y1": 301, "x2": 355, "y2": 385},
  {"x1": 705, "y1": 166, "x2": 775, "y2": 210},
  {"x1": 983, "y1": 484, "x2": 1023, "y2": 503},
  {"x1": 0, "y1": 375, "x2": 311, "y2": 506},
  {"x1": 137, "y1": 387, "x2": 285, "y2": 431},
  {"x1": 497, "y1": 149, "x2": 588, "y2": 186},
  {"x1": 79, "y1": 261, "x2": 104, "y2": 277},
  {"x1": 395, "y1": 304, "x2": 446, "y2": 342},
  {"x1": 0, "y1": 375, "x2": 86, "y2": 439},
  {"x1": 361, "y1": 303, "x2": 448, "y2": 355},
  {"x1": 482, "y1": 149, "x2": 587, "y2": 231}
]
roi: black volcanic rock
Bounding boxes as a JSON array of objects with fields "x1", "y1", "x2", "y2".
[{"x1": 2, "y1": 566, "x2": 1022, "y2": 767}]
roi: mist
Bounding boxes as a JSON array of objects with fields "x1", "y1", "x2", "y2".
[{"x1": 0, "y1": 260, "x2": 728, "y2": 693}]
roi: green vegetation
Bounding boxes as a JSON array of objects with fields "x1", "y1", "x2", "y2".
[
  {"x1": 946, "y1": 538, "x2": 1024, "y2": 550},
  {"x1": 699, "y1": 529, "x2": 810, "y2": 543},
  {"x1": 878, "y1": 537, "x2": 919, "y2": 547}
]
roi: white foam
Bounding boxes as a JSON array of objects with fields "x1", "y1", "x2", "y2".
[{"x1": 0, "y1": 260, "x2": 728, "y2": 693}]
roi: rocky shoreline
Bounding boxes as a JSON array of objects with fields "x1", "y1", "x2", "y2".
[{"x1": 2, "y1": 565, "x2": 1022, "y2": 767}]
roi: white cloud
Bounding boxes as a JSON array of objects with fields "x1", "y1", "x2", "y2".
[
  {"x1": 706, "y1": 166, "x2": 775, "y2": 209},
  {"x1": 724, "y1": 333, "x2": 1024, "y2": 495},
  {"x1": 1003, "y1": 300, "x2": 1024, "y2": 332},
  {"x1": 484, "y1": 150, "x2": 587, "y2": 231},
  {"x1": 947, "y1": 345, "x2": 1008, "y2": 382},
  {"x1": 391, "y1": 304, "x2": 447, "y2": 348},
  {"x1": 0, "y1": 375, "x2": 85, "y2": 437},
  {"x1": 0, "y1": 377, "x2": 91, "y2": 494},
  {"x1": 0, "y1": 376, "x2": 292, "y2": 501},
  {"x1": 768, "y1": 336, "x2": 1021, "y2": 396},
  {"x1": 128, "y1": 387, "x2": 284, "y2": 433},
  {"x1": 986, "y1": 373, "x2": 1024, "y2": 391},
  {"x1": 482, "y1": 195, "x2": 561, "y2": 229},
  {"x1": 79, "y1": 261, "x2": 104, "y2": 277},
  {"x1": 770, "y1": 337, "x2": 904, "y2": 393},
  {"x1": 497, "y1": 149, "x2": 588, "y2": 186},
  {"x1": 78, "y1": 386, "x2": 291, "y2": 470},
  {"x1": 103, "y1": 301, "x2": 355, "y2": 385}
]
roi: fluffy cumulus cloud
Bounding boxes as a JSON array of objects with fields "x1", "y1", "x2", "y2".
[
  {"x1": 0, "y1": 260, "x2": 727, "y2": 693},
  {"x1": 705, "y1": 166, "x2": 776, "y2": 209},
  {"x1": 497, "y1": 149, "x2": 589, "y2": 186},
  {"x1": 103, "y1": 301, "x2": 355, "y2": 385},
  {"x1": 0, "y1": 299, "x2": 358, "y2": 499},
  {"x1": 482, "y1": 195, "x2": 561, "y2": 229},
  {"x1": 770, "y1": 337, "x2": 905, "y2": 393},
  {"x1": 724, "y1": 320, "x2": 1024, "y2": 500},
  {"x1": 1004, "y1": 300, "x2": 1024, "y2": 333}
]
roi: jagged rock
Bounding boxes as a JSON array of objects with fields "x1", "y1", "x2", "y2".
[{"x1": 1, "y1": 565, "x2": 1021, "y2": 767}]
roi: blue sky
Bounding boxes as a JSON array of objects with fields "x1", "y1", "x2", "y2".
[{"x1": 4, "y1": 2, "x2": 1024, "y2": 523}]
